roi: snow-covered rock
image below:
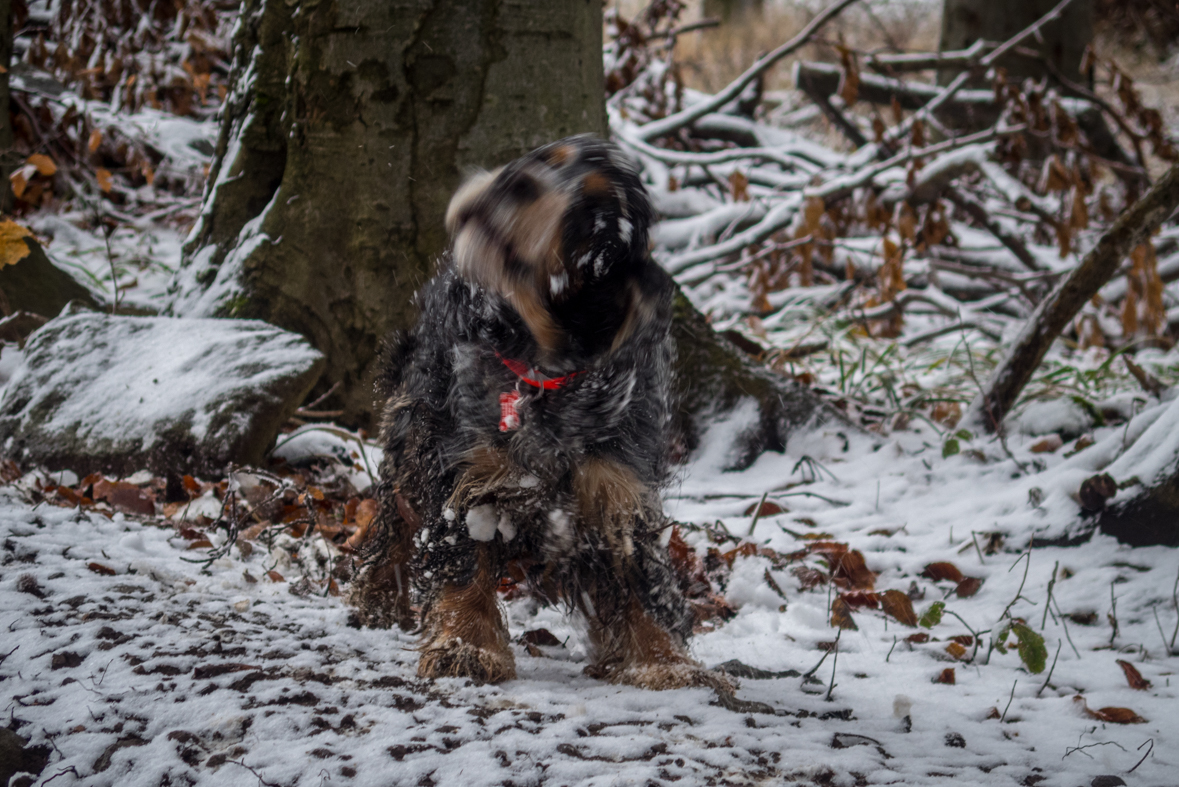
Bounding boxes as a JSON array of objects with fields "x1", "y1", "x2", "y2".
[{"x1": 0, "y1": 308, "x2": 324, "y2": 475}]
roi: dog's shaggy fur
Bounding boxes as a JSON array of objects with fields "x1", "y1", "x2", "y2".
[{"x1": 351, "y1": 137, "x2": 724, "y2": 690}]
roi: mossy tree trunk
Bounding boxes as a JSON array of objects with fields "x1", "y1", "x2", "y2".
[
  {"x1": 0, "y1": 0, "x2": 15, "y2": 214},
  {"x1": 172, "y1": 0, "x2": 607, "y2": 427}
]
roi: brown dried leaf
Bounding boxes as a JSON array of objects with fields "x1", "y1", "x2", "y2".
[
  {"x1": 1116, "y1": 659, "x2": 1151, "y2": 690},
  {"x1": 934, "y1": 668, "x2": 956, "y2": 684},
  {"x1": 1030, "y1": 435, "x2": 1064, "y2": 454},
  {"x1": 880, "y1": 589, "x2": 917, "y2": 627},
  {"x1": 88, "y1": 562, "x2": 116, "y2": 576},
  {"x1": 838, "y1": 46, "x2": 860, "y2": 106},
  {"x1": 266, "y1": 570, "x2": 285, "y2": 583},
  {"x1": 1070, "y1": 187, "x2": 1089, "y2": 230},
  {"x1": 793, "y1": 566, "x2": 827, "y2": 590},
  {"x1": 840, "y1": 590, "x2": 880, "y2": 609},
  {"x1": 930, "y1": 401, "x2": 962, "y2": 428},
  {"x1": 9, "y1": 167, "x2": 30, "y2": 200},
  {"x1": 26, "y1": 153, "x2": 57, "y2": 177},
  {"x1": 88, "y1": 129, "x2": 103, "y2": 153},
  {"x1": 955, "y1": 577, "x2": 984, "y2": 598},
  {"x1": 743, "y1": 499, "x2": 785, "y2": 517},
  {"x1": 522, "y1": 629, "x2": 562, "y2": 647},
  {"x1": 729, "y1": 170, "x2": 749, "y2": 202},
  {"x1": 1074, "y1": 696, "x2": 1146, "y2": 723},
  {"x1": 830, "y1": 596, "x2": 858, "y2": 630},
  {"x1": 921, "y1": 562, "x2": 964, "y2": 583},
  {"x1": 96, "y1": 167, "x2": 113, "y2": 193},
  {"x1": 0, "y1": 220, "x2": 34, "y2": 268},
  {"x1": 945, "y1": 641, "x2": 967, "y2": 660}
]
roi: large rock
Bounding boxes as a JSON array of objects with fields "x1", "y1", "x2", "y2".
[{"x1": 0, "y1": 309, "x2": 325, "y2": 475}]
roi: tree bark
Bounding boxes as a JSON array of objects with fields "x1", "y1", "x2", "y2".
[
  {"x1": 171, "y1": 0, "x2": 608, "y2": 427},
  {"x1": 965, "y1": 161, "x2": 1179, "y2": 433},
  {"x1": 0, "y1": 0, "x2": 15, "y2": 214},
  {"x1": 939, "y1": 0, "x2": 1094, "y2": 84}
]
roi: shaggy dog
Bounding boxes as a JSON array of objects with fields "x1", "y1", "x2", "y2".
[{"x1": 351, "y1": 136, "x2": 723, "y2": 690}]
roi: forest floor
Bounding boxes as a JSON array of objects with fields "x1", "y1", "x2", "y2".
[
  {"x1": 3, "y1": 1, "x2": 1179, "y2": 785},
  {"x1": 2, "y1": 414, "x2": 1178, "y2": 787}
]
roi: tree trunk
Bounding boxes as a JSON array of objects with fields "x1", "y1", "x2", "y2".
[
  {"x1": 939, "y1": 0, "x2": 1094, "y2": 84},
  {"x1": 171, "y1": 0, "x2": 608, "y2": 427},
  {"x1": 0, "y1": 0, "x2": 15, "y2": 214}
]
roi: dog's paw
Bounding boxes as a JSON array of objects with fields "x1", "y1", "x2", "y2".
[
  {"x1": 418, "y1": 639, "x2": 517, "y2": 684},
  {"x1": 605, "y1": 660, "x2": 737, "y2": 693}
]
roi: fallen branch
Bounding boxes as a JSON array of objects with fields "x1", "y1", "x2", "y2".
[
  {"x1": 635, "y1": 0, "x2": 861, "y2": 142},
  {"x1": 664, "y1": 197, "x2": 801, "y2": 274},
  {"x1": 966, "y1": 161, "x2": 1179, "y2": 432},
  {"x1": 865, "y1": 40, "x2": 994, "y2": 75},
  {"x1": 943, "y1": 186, "x2": 1043, "y2": 272}
]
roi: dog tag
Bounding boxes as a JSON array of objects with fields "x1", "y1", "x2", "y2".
[{"x1": 499, "y1": 391, "x2": 522, "y2": 432}]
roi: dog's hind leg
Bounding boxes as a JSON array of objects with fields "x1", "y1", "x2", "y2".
[
  {"x1": 418, "y1": 546, "x2": 516, "y2": 684},
  {"x1": 349, "y1": 491, "x2": 418, "y2": 631}
]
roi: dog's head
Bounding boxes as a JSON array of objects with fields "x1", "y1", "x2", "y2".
[{"x1": 445, "y1": 136, "x2": 654, "y2": 360}]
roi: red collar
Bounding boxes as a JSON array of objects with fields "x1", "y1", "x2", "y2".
[{"x1": 496, "y1": 353, "x2": 582, "y2": 390}]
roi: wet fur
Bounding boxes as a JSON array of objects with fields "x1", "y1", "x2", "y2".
[{"x1": 351, "y1": 137, "x2": 724, "y2": 690}]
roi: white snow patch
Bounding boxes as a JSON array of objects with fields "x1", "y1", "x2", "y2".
[{"x1": 466, "y1": 504, "x2": 498, "y2": 541}]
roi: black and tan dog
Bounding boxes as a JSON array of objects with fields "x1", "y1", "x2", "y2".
[{"x1": 351, "y1": 136, "x2": 723, "y2": 691}]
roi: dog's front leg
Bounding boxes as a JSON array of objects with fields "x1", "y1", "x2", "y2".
[{"x1": 418, "y1": 546, "x2": 516, "y2": 684}]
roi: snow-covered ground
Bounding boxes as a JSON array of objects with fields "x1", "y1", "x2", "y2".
[{"x1": 2, "y1": 411, "x2": 1176, "y2": 787}]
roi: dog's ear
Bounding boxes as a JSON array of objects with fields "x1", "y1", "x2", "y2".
[{"x1": 446, "y1": 168, "x2": 499, "y2": 236}]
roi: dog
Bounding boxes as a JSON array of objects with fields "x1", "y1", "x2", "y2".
[{"x1": 351, "y1": 136, "x2": 725, "y2": 691}]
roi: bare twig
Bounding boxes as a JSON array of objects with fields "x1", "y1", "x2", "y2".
[
  {"x1": 825, "y1": 628, "x2": 842, "y2": 702},
  {"x1": 1041, "y1": 561, "x2": 1059, "y2": 630},
  {"x1": 1129, "y1": 738, "x2": 1154, "y2": 773},
  {"x1": 747, "y1": 491, "x2": 769, "y2": 536},
  {"x1": 1036, "y1": 640, "x2": 1062, "y2": 697},
  {"x1": 1109, "y1": 581, "x2": 1120, "y2": 647},
  {"x1": 1000, "y1": 679, "x2": 1017, "y2": 722}
]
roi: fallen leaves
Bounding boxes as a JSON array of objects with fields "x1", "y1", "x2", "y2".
[
  {"x1": 92, "y1": 479, "x2": 156, "y2": 517},
  {"x1": 0, "y1": 220, "x2": 34, "y2": 268},
  {"x1": 921, "y1": 561, "x2": 984, "y2": 598},
  {"x1": 27, "y1": 153, "x2": 58, "y2": 176},
  {"x1": 830, "y1": 596, "x2": 857, "y2": 630},
  {"x1": 1116, "y1": 660, "x2": 1151, "y2": 690},
  {"x1": 96, "y1": 167, "x2": 114, "y2": 193},
  {"x1": 879, "y1": 590, "x2": 918, "y2": 627},
  {"x1": 1074, "y1": 695, "x2": 1146, "y2": 724}
]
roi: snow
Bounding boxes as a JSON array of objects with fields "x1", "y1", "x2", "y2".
[{"x1": 2, "y1": 415, "x2": 1177, "y2": 786}]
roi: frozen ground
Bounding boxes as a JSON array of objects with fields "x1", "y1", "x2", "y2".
[{"x1": 2, "y1": 412, "x2": 1176, "y2": 787}]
